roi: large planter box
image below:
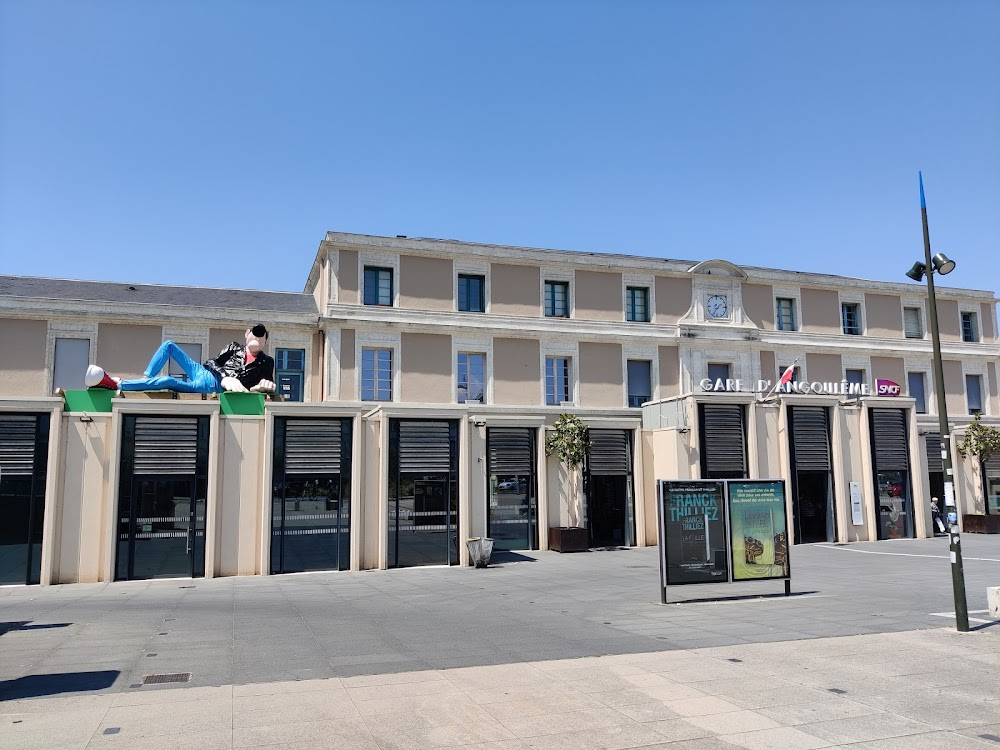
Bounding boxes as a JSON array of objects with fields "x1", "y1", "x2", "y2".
[
  {"x1": 62, "y1": 389, "x2": 114, "y2": 413},
  {"x1": 962, "y1": 514, "x2": 1000, "y2": 534},
  {"x1": 219, "y1": 392, "x2": 265, "y2": 416},
  {"x1": 549, "y1": 527, "x2": 588, "y2": 552}
]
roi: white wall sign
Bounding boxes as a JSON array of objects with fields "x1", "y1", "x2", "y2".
[{"x1": 850, "y1": 481, "x2": 864, "y2": 526}]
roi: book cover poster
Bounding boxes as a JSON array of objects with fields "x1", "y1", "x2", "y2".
[
  {"x1": 728, "y1": 480, "x2": 790, "y2": 580},
  {"x1": 659, "y1": 481, "x2": 728, "y2": 585}
]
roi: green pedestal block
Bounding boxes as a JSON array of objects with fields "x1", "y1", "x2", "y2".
[
  {"x1": 62, "y1": 389, "x2": 114, "y2": 413},
  {"x1": 220, "y1": 392, "x2": 265, "y2": 416}
]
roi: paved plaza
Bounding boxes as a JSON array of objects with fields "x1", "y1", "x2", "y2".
[{"x1": 1, "y1": 536, "x2": 998, "y2": 748}]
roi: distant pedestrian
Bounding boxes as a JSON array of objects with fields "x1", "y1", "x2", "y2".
[{"x1": 931, "y1": 497, "x2": 946, "y2": 533}]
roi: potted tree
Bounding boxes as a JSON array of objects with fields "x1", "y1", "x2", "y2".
[
  {"x1": 957, "y1": 414, "x2": 1000, "y2": 533},
  {"x1": 545, "y1": 413, "x2": 591, "y2": 552}
]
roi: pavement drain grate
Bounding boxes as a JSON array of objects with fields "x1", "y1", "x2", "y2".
[
  {"x1": 129, "y1": 684, "x2": 141, "y2": 689},
  {"x1": 103, "y1": 728, "x2": 120, "y2": 735},
  {"x1": 626, "y1": 566, "x2": 652, "y2": 569},
  {"x1": 146, "y1": 653, "x2": 158, "y2": 657},
  {"x1": 979, "y1": 735, "x2": 1000, "y2": 743},
  {"x1": 142, "y1": 673, "x2": 192, "y2": 685},
  {"x1": 727, "y1": 658, "x2": 743, "y2": 663},
  {"x1": 178, "y1": 585, "x2": 196, "y2": 589},
  {"x1": 827, "y1": 688, "x2": 848, "y2": 694}
]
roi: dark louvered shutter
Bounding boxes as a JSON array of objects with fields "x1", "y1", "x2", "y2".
[
  {"x1": 285, "y1": 419, "x2": 342, "y2": 475},
  {"x1": 871, "y1": 409, "x2": 909, "y2": 471},
  {"x1": 700, "y1": 404, "x2": 747, "y2": 478},
  {"x1": 134, "y1": 417, "x2": 199, "y2": 475},
  {"x1": 0, "y1": 414, "x2": 38, "y2": 476},
  {"x1": 399, "y1": 421, "x2": 452, "y2": 473},
  {"x1": 488, "y1": 428, "x2": 533, "y2": 474},
  {"x1": 790, "y1": 407, "x2": 831, "y2": 471},
  {"x1": 924, "y1": 432, "x2": 943, "y2": 472},
  {"x1": 588, "y1": 430, "x2": 630, "y2": 476},
  {"x1": 984, "y1": 452, "x2": 1000, "y2": 472}
]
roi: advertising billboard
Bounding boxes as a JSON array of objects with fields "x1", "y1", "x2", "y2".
[
  {"x1": 658, "y1": 481, "x2": 729, "y2": 585},
  {"x1": 727, "y1": 480, "x2": 790, "y2": 581}
]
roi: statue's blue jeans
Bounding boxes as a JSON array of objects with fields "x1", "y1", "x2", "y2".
[{"x1": 118, "y1": 340, "x2": 222, "y2": 394}]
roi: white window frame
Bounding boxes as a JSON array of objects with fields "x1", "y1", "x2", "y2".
[
  {"x1": 269, "y1": 329, "x2": 314, "y2": 403},
  {"x1": 622, "y1": 272, "x2": 655, "y2": 324},
  {"x1": 540, "y1": 267, "x2": 574, "y2": 319},
  {"x1": 959, "y1": 304, "x2": 980, "y2": 343},
  {"x1": 540, "y1": 339, "x2": 578, "y2": 406},
  {"x1": 452, "y1": 334, "x2": 493, "y2": 404},
  {"x1": 902, "y1": 303, "x2": 925, "y2": 340},
  {"x1": 455, "y1": 260, "x2": 491, "y2": 314},
  {"x1": 839, "y1": 291, "x2": 866, "y2": 336},
  {"x1": 904, "y1": 358, "x2": 935, "y2": 415},
  {"x1": 46, "y1": 321, "x2": 98, "y2": 394},
  {"x1": 772, "y1": 286, "x2": 801, "y2": 332},
  {"x1": 906, "y1": 370, "x2": 930, "y2": 415},
  {"x1": 963, "y1": 361, "x2": 989, "y2": 416},
  {"x1": 356, "y1": 329, "x2": 400, "y2": 403},
  {"x1": 358, "y1": 251, "x2": 400, "y2": 308},
  {"x1": 623, "y1": 343, "x2": 658, "y2": 408}
]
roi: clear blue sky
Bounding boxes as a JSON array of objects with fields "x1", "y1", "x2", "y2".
[{"x1": 2, "y1": 1, "x2": 998, "y2": 294}]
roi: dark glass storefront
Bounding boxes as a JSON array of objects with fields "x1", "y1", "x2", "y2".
[
  {"x1": 116, "y1": 415, "x2": 210, "y2": 580},
  {"x1": 788, "y1": 406, "x2": 836, "y2": 543},
  {"x1": 388, "y1": 420, "x2": 459, "y2": 567},
  {"x1": 585, "y1": 429, "x2": 634, "y2": 548},
  {"x1": 486, "y1": 428, "x2": 537, "y2": 551},
  {"x1": 271, "y1": 417, "x2": 353, "y2": 574},
  {"x1": 0, "y1": 413, "x2": 49, "y2": 585},
  {"x1": 869, "y1": 409, "x2": 914, "y2": 540}
]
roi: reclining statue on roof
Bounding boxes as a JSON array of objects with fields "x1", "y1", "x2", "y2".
[{"x1": 85, "y1": 324, "x2": 276, "y2": 395}]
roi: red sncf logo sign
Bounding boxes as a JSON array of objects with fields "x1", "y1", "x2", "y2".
[{"x1": 875, "y1": 378, "x2": 901, "y2": 396}]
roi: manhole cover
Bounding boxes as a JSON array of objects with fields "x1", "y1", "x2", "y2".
[{"x1": 141, "y1": 673, "x2": 192, "y2": 685}]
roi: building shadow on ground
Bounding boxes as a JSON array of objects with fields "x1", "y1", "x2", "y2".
[{"x1": 0, "y1": 671, "x2": 120, "y2": 701}]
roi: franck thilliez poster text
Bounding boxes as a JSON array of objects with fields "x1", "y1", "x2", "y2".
[{"x1": 659, "y1": 481, "x2": 728, "y2": 585}]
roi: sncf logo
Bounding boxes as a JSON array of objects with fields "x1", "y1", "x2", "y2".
[{"x1": 875, "y1": 379, "x2": 901, "y2": 397}]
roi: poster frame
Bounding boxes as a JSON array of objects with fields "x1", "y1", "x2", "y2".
[
  {"x1": 725, "y1": 478, "x2": 791, "y2": 583},
  {"x1": 656, "y1": 479, "x2": 731, "y2": 589}
]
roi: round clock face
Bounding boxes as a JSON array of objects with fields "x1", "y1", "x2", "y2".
[{"x1": 707, "y1": 294, "x2": 729, "y2": 318}]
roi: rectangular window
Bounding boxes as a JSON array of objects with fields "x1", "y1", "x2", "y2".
[
  {"x1": 53, "y1": 337, "x2": 90, "y2": 391},
  {"x1": 625, "y1": 287, "x2": 649, "y2": 322},
  {"x1": 457, "y1": 353, "x2": 486, "y2": 403},
  {"x1": 457, "y1": 274, "x2": 485, "y2": 313},
  {"x1": 962, "y1": 312, "x2": 979, "y2": 342},
  {"x1": 544, "y1": 281, "x2": 569, "y2": 318},
  {"x1": 626, "y1": 360, "x2": 652, "y2": 407},
  {"x1": 707, "y1": 362, "x2": 731, "y2": 383},
  {"x1": 842, "y1": 303, "x2": 861, "y2": 335},
  {"x1": 967, "y1": 374, "x2": 983, "y2": 415},
  {"x1": 545, "y1": 357, "x2": 571, "y2": 404},
  {"x1": 361, "y1": 348, "x2": 392, "y2": 401},
  {"x1": 363, "y1": 267, "x2": 393, "y2": 306},
  {"x1": 845, "y1": 368, "x2": 865, "y2": 386},
  {"x1": 907, "y1": 372, "x2": 927, "y2": 414},
  {"x1": 167, "y1": 343, "x2": 203, "y2": 382},
  {"x1": 903, "y1": 307, "x2": 923, "y2": 339},
  {"x1": 275, "y1": 347, "x2": 306, "y2": 402},
  {"x1": 776, "y1": 297, "x2": 797, "y2": 331}
]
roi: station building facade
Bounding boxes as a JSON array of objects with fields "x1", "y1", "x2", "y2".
[{"x1": 0, "y1": 232, "x2": 998, "y2": 586}]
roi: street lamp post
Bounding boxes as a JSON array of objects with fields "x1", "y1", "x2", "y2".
[{"x1": 905, "y1": 172, "x2": 969, "y2": 632}]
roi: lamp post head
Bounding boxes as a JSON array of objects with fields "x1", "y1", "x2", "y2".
[
  {"x1": 932, "y1": 253, "x2": 956, "y2": 275},
  {"x1": 906, "y1": 261, "x2": 927, "y2": 282}
]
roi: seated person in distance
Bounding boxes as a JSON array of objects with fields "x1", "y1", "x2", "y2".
[{"x1": 85, "y1": 324, "x2": 276, "y2": 394}]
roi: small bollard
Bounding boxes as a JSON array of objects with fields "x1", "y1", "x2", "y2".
[
  {"x1": 988, "y1": 587, "x2": 1000, "y2": 619},
  {"x1": 466, "y1": 537, "x2": 494, "y2": 568}
]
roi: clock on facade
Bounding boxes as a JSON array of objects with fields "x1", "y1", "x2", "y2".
[{"x1": 707, "y1": 294, "x2": 729, "y2": 319}]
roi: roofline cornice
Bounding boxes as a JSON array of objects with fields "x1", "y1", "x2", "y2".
[{"x1": 319, "y1": 232, "x2": 997, "y2": 302}]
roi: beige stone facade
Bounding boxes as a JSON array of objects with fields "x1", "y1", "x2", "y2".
[{"x1": 1, "y1": 232, "x2": 998, "y2": 586}]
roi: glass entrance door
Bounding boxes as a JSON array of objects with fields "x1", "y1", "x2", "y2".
[
  {"x1": 588, "y1": 475, "x2": 628, "y2": 547},
  {"x1": 117, "y1": 477, "x2": 206, "y2": 580},
  {"x1": 388, "y1": 420, "x2": 459, "y2": 568},
  {"x1": 116, "y1": 415, "x2": 209, "y2": 581},
  {"x1": 489, "y1": 474, "x2": 535, "y2": 550},
  {"x1": 0, "y1": 414, "x2": 49, "y2": 586}
]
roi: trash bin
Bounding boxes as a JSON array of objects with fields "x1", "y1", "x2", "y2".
[{"x1": 466, "y1": 537, "x2": 494, "y2": 568}]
